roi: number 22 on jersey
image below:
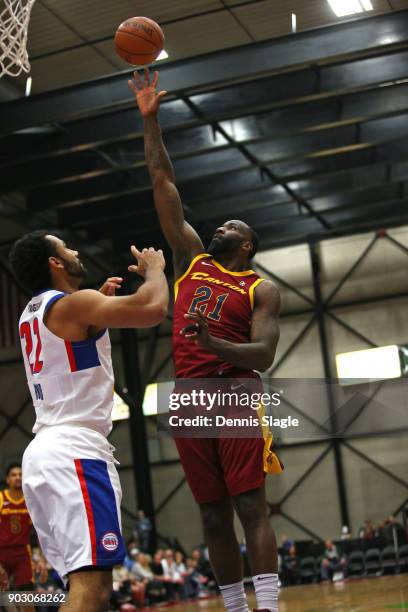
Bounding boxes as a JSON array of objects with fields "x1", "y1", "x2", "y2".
[{"x1": 19, "y1": 318, "x2": 43, "y2": 374}]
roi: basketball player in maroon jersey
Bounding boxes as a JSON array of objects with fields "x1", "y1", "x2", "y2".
[
  {"x1": 129, "y1": 70, "x2": 282, "y2": 612},
  {"x1": 0, "y1": 464, "x2": 47, "y2": 610}
]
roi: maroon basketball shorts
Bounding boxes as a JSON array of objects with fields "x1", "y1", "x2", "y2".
[
  {"x1": 0, "y1": 545, "x2": 33, "y2": 587},
  {"x1": 175, "y1": 437, "x2": 265, "y2": 504}
]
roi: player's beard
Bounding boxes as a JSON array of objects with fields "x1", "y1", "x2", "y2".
[
  {"x1": 62, "y1": 256, "x2": 87, "y2": 280},
  {"x1": 207, "y1": 234, "x2": 242, "y2": 255}
]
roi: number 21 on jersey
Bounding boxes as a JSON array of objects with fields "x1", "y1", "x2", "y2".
[
  {"x1": 19, "y1": 318, "x2": 43, "y2": 374},
  {"x1": 188, "y1": 286, "x2": 229, "y2": 321}
]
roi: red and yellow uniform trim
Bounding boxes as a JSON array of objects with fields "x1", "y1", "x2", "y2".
[
  {"x1": 174, "y1": 254, "x2": 209, "y2": 301},
  {"x1": 174, "y1": 253, "x2": 265, "y2": 310},
  {"x1": 4, "y1": 490, "x2": 25, "y2": 505}
]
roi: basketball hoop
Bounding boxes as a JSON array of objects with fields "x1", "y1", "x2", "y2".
[{"x1": 0, "y1": 0, "x2": 36, "y2": 78}]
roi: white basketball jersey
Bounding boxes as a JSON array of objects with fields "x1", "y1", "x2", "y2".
[{"x1": 19, "y1": 289, "x2": 114, "y2": 437}]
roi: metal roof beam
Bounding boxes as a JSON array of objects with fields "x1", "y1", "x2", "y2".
[
  {"x1": 2, "y1": 50, "x2": 408, "y2": 165},
  {"x1": 85, "y1": 183, "x2": 407, "y2": 244},
  {"x1": 1, "y1": 11, "x2": 408, "y2": 135},
  {"x1": 25, "y1": 117, "x2": 408, "y2": 212},
  {"x1": 5, "y1": 83, "x2": 408, "y2": 205}
]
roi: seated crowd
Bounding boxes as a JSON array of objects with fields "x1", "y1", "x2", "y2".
[
  {"x1": 279, "y1": 514, "x2": 408, "y2": 587},
  {"x1": 28, "y1": 541, "x2": 214, "y2": 612},
  {"x1": 111, "y1": 543, "x2": 214, "y2": 610}
]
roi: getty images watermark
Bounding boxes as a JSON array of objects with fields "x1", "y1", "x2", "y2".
[
  {"x1": 156, "y1": 378, "x2": 301, "y2": 438},
  {"x1": 154, "y1": 376, "x2": 407, "y2": 439},
  {"x1": 168, "y1": 387, "x2": 299, "y2": 429}
]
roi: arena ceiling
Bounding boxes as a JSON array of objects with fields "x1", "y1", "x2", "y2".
[
  {"x1": 1, "y1": 6, "x2": 408, "y2": 285},
  {"x1": 3, "y1": 0, "x2": 408, "y2": 95}
]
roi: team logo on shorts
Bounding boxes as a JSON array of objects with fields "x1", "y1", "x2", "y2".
[{"x1": 101, "y1": 532, "x2": 119, "y2": 551}]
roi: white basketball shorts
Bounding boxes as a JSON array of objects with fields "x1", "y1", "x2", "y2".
[{"x1": 22, "y1": 424, "x2": 126, "y2": 584}]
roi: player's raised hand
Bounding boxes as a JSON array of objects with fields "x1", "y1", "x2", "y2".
[
  {"x1": 128, "y1": 246, "x2": 166, "y2": 278},
  {"x1": 99, "y1": 277, "x2": 123, "y2": 296},
  {"x1": 128, "y1": 68, "x2": 167, "y2": 117}
]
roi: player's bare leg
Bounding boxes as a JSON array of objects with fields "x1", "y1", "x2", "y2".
[
  {"x1": 61, "y1": 569, "x2": 112, "y2": 612},
  {"x1": 200, "y1": 498, "x2": 249, "y2": 612},
  {"x1": 233, "y1": 484, "x2": 277, "y2": 574},
  {"x1": 200, "y1": 497, "x2": 242, "y2": 583},
  {"x1": 233, "y1": 484, "x2": 278, "y2": 612}
]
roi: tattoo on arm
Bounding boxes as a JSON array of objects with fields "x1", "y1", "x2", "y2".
[{"x1": 144, "y1": 115, "x2": 175, "y2": 181}]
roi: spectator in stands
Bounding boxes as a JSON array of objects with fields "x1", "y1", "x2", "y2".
[
  {"x1": 131, "y1": 552, "x2": 168, "y2": 605},
  {"x1": 131, "y1": 552, "x2": 154, "y2": 581},
  {"x1": 175, "y1": 551, "x2": 187, "y2": 575},
  {"x1": 281, "y1": 533, "x2": 295, "y2": 553},
  {"x1": 384, "y1": 515, "x2": 407, "y2": 545},
  {"x1": 133, "y1": 510, "x2": 153, "y2": 553},
  {"x1": 281, "y1": 544, "x2": 300, "y2": 586},
  {"x1": 151, "y1": 551, "x2": 164, "y2": 576},
  {"x1": 123, "y1": 541, "x2": 139, "y2": 572},
  {"x1": 358, "y1": 519, "x2": 375, "y2": 539},
  {"x1": 321, "y1": 540, "x2": 347, "y2": 582},
  {"x1": 174, "y1": 551, "x2": 189, "y2": 599},
  {"x1": 111, "y1": 564, "x2": 135, "y2": 610},
  {"x1": 161, "y1": 549, "x2": 184, "y2": 601},
  {"x1": 191, "y1": 547, "x2": 213, "y2": 581},
  {"x1": 186, "y1": 557, "x2": 210, "y2": 599}
]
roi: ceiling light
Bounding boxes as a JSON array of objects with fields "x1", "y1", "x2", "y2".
[
  {"x1": 291, "y1": 13, "x2": 297, "y2": 33},
  {"x1": 25, "y1": 76, "x2": 32, "y2": 97},
  {"x1": 156, "y1": 49, "x2": 169, "y2": 61},
  {"x1": 327, "y1": 0, "x2": 373, "y2": 17},
  {"x1": 336, "y1": 345, "x2": 401, "y2": 384}
]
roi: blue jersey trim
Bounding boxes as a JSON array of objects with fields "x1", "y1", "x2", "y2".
[
  {"x1": 44, "y1": 293, "x2": 66, "y2": 314},
  {"x1": 79, "y1": 459, "x2": 125, "y2": 565}
]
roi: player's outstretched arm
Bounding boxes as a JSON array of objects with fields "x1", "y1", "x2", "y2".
[
  {"x1": 182, "y1": 281, "x2": 280, "y2": 372},
  {"x1": 54, "y1": 247, "x2": 169, "y2": 330},
  {"x1": 129, "y1": 69, "x2": 204, "y2": 271}
]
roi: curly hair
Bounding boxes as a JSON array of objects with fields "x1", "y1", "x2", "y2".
[{"x1": 9, "y1": 230, "x2": 59, "y2": 294}]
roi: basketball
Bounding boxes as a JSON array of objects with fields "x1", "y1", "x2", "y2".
[{"x1": 115, "y1": 16, "x2": 164, "y2": 66}]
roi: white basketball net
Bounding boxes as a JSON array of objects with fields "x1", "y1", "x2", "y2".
[{"x1": 0, "y1": 0, "x2": 36, "y2": 78}]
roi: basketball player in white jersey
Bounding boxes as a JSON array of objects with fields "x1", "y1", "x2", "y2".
[{"x1": 9, "y1": 231, "x2": 169, "y2": 612}]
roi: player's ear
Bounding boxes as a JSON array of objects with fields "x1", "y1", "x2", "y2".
[
  {"x1": 241, "y1": 240, "x2": 252, "y2": 255},
  {"x1": 49, "y1": 256, "x2": 64, "y2": 270}
]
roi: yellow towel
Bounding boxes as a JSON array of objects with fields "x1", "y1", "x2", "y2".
[{"x1": 257, "y1": 402, "x2": 284, "y2": 474}]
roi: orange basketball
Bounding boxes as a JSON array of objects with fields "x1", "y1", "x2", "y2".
[{"x1": 115, "y1": 16, "x2": 164, "y2": 66}]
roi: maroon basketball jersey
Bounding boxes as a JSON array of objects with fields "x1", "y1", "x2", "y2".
[
  {"x1": 173, "y1": 253, "x2": 264, "y2": 378},
  {"x1": 0, "y1": 490, "x2": 32, "y2": 548}
]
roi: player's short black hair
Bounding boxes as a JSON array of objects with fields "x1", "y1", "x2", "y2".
[
  {"x1": 9, "y1": 230, "x2": 59, "y2": 294},
  {"x1": 248, "y1": 226, "x2": 259, "y2": 259},
  {"x1": 6, "y1": 463, "x2": 21, "y2": 477}
]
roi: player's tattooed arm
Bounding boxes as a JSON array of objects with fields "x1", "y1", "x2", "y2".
[
  {"x1": 129, "y1": 68, "x2": 204, "y2": 273},
  {"x1": 182, "y1": 281, "x2": 280, "y2": 372}
]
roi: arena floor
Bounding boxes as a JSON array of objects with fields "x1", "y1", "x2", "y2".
[{"x1": 171, "y1": 576, "x2": 408, "y2": 612}]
